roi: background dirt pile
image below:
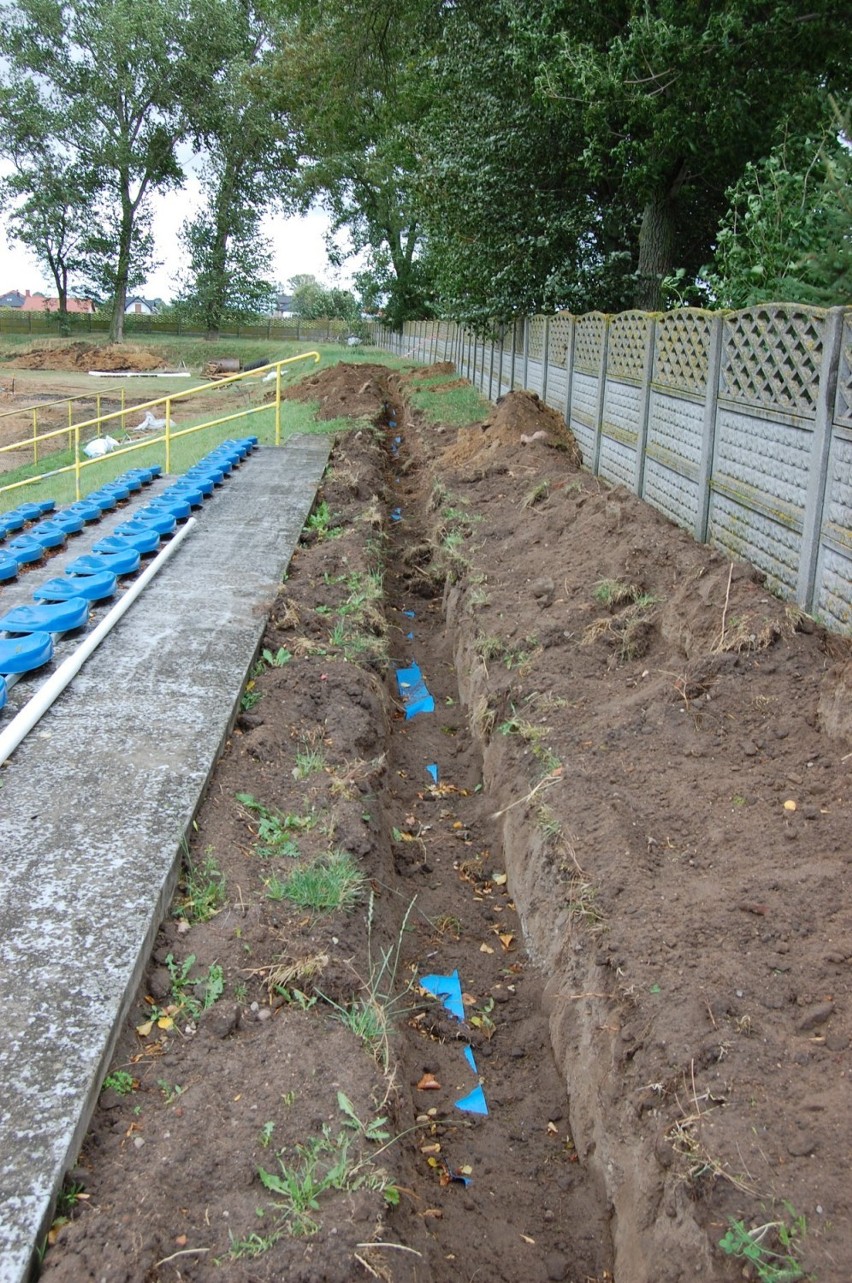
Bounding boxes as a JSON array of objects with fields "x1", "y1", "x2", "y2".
[{"x1": 11, "y1": 342, "x2": 168, "y2": 372}]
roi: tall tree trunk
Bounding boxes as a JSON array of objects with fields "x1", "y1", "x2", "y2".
[
  {"x1": 634, "y1": 192, "x2": 676, "y2": 312},
  {"x1": 109, "y1": 193, "x2": 134, "y2": 343}
]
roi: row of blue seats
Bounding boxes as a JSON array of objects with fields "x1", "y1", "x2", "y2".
[
  {"x1": 0, "y1": 465, "x2": 164, "y2": 580},
  {"x1": 0, "y1": 438, "x2": 258, "y2": 712}
]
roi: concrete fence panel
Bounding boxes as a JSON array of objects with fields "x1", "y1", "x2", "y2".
[{"x1": 373, "y1": 303, "x2": 852, "y2": 632}]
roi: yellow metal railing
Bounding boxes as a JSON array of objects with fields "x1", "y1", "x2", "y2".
[
  {"x1": 0, "y1": 352, "x2": 320, "y2": 505},
  {"x1": 0, "y1": 386, "x2": 126, "y2": 466}
]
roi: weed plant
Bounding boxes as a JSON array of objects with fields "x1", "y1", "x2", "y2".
[
  {"x1": 174, "y1": 846, "x2": 225, "y2": 923},
  {"x1": 236, "y1": 793, "x2": 314, "y2": 858},
  {"x1": 718, "y1": 1209, "x2": 807, "y2": 1281}
]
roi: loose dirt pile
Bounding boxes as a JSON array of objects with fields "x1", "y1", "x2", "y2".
[
  {"x1": 12, "y1": 343, "x2": 167, "y2": 372},
  {"x1": 41, "y1": 362, "x2": 851, "y2": 1283}
]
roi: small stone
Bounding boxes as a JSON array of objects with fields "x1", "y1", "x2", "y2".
[
  {"x1": 133, "y1": 1136, "x2": 145, "y2": 1149},
  {"x1": 787, "y1": 1133, "x2": 817, "y2": 1157},
  {"x1": 545, "y1": 1251, "x2": 568, "y2": 1281},
  {"x1": 825, "y1": 1031, "x2": 849, "y2": 1052},
  {"x1": 543, "y1": 1209, "x2": 555, "y2": 1222},
  {"x1": 530, "y1": 577, "x2": 555, "y2": 607},
  {"x1": 796, "y1": 1002, "x2": 834, "y2": 1033},
  {"x1": 256, "y1": 1006, "x2": 272, "y2": 1022}
]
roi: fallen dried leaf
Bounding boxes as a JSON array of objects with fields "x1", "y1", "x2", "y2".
[
  {"x1": 493, "y1": 873, "x2": 508, "y2": 886},
  {"x1": 416, "y1": 1073, "x2": 441, "y2": 1091},
  {"x1": 520, "y1": 1234, "x2": 536, "y2": 1245},
  {"x1": 136, "y1": 1021, "x2": 153, "y2": 1038},
  {"x1": 420, "y1": 1143, "x2": 441, "y2": 1155},
  {"x1": 499, "y1": 933, "x2": 515, "y2": 950},
  {"x1": 480, "y1": 943, "x2": 494, "y2": 954}
]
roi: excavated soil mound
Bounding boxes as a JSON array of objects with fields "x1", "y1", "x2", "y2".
[
  {"x1": 281, "y1": 361, "x2": 391, "y2": 420},
  {"x1": 438, "y1": 389, "x2": 583, "y2": 469},
  {"x1": 12, "y1": 343, "x2": 167, "y2": 372}
]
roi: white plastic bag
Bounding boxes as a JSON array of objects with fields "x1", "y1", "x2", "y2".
[{"x1": 83, "y1": 435, "x2": 120, "y2": 458}]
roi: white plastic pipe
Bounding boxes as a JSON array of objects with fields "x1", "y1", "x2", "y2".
[{"x1": 0, "y1": 517, "x2": 197, "y2": 766}]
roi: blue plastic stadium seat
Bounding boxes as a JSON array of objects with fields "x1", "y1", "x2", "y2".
[
  {"x1": 145, "y1": 495, "x2": 191, "y2": 520},
  {"x1": 50, "y1": 511, "x2": 85, "y2": 535},
  {"x1": 94, "y1": 528, "x2": 159, "y2": 555},
  {"x1": 35, "y1": 571, "x2": 117, "y2": 603},
  {"x1": 188, "y1": 464, "x2": 225, "y2": 486},
  {"x1": 13, "y1": 501, "x2": 45, "y2": 522},
  {"x1": 86, "y1": 490, "x2": 117, "y2": 511},
  {"x1": 7, "y1": 535, "x2": 44, "y2": 566},
  {"x1": 28, "y1": 521, "x2": 67, "y2": 550},
  {"x1": 179, "y1": 473, "x2": 214, "y2": 496},
  {"x1": 0, "y1": 674, "x2": 6, "y2": 710},
  {"x1": 0, "y1": 630, "x2": 53, "y2": 675},
  {"x1": 164, "y1": 482, "x2": 204, "y2": 507},
  {"x1": 66, "y1": 548, "x2": 141, "y2": 577},
  {"x1": 2, "y1": 510, "x2": 28, "y2": 532},
  {"x1": 100, "y1": 480, "x2": 131, "y2": 501},
  {"x1": 122, "y1": 467, "x2": 157, "y2": 486},
  {"x1": 0, "y1": 551, "x2": 19, "y2": 581},
  {"x1": 115, "y1": 473, "x2": 143, "y2": 492},
  {"x1": 122, "y1": 511, "x2": 176, "y2": 536},
  {"x1": 65, "y1": 500, "x2": 104, "y2": 522},
  {"x1": 0, "y1": 598, "x2": 89, "y2": 635}
]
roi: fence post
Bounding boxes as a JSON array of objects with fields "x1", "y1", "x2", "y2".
[
  {"x1": 634, "y1": 318, "x2": 657, "y2": 497},
  {"x1": 541, "y1": 317, "x2": 551, "y2": 404},
  {"x1": 510, "y1": 318, "x2": 517, "y2": 390},
  {"x1": 694, "y1": 315, "x2": 724, "y2": 543},
  {"x1": 591, "y1": 317, "x2": 610, "y2": 476},
  {"x1": 563, "y1": 316, "x2": 576, "y2": 426},
  {"x1": 797, "y1": 306, "x2": 845, "y2": 611},
  {"x1": 487, "y1": 332, "x2": 495, "y2": 401},
  {"x1": 497, "y1": 327, "x2": 505, "y2": 398},
  {"x1": 522, "y1": 317, "x2": 530, "y2": 390}
]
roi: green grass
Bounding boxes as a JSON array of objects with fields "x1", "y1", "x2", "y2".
[
  {"x1": 719, "y1": 1209, "x2": 807, "y2": 1281},
  {"x1": 406, "y1": 377, "x2": 491, "y2": 427},
  {"x1": 236, "y1": 793, "x2": 315, "y2": 858},
  {"x1": 264, "y1": 850, "x2": 365, "y2": 915}
]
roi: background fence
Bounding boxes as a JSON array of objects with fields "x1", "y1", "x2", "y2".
[
  {"x1": 371, "y1": 306, "x2": 852, "y2": 635},
  {"x1": 0, "y1": 310, "x2": 352, "y2": 342}
]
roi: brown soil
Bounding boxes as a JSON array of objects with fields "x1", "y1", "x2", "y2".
[
  {"x1": 12, "y1": 343, "x2": 168, "y2": 372},
  {"x1": 41, "y1": 362, "x2": 852, "y2": 1283}
]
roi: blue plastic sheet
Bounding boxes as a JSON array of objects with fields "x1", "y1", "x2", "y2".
[
  {"x1": 463, "y1": 1045, "x2": 477, "y2": 1074},
  {"x1": 419, "y1": 970, "x2": 465, "y2": 1021},
  {"x1": 396, "y1": 662, "x2": 435, "y2": 718},
  {"x1": 391, "y1": 507, "x2": 402, "y2": 522},
  {"x1": 455, "y1": 1086, "x2": 489, "y2": 1116},
  {"x1": 426, "y1": 763, "x2": 439, "y2": 784}
]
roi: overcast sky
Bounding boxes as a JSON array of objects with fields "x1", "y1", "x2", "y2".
[{"x1": 0, "y1": 160, "x2": 356, "y2": 301}]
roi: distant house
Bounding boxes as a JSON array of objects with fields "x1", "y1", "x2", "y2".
[
  {"x1": 125, "y1": 296, "x2": 161, "y2": 316},
  {"x1": 0, "y1": 289, "x2": 25, "y2": 309},
  {"x1": 273, "y1": 292, "x2": 295, "y2": 318},
  {"x1": 19, "y1": 290, "x2": 95, "y2": 313}
]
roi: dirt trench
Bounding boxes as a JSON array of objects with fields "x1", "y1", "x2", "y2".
[{"x1": 40, "y1": 362, "x2": 852, "y2": 1283}]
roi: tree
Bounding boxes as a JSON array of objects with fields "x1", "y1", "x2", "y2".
[
  {"x1": 415, "y1": 2, "x2": 636, "y2": 324},
  {"x1": 175, "y1": 1, "x2": 296, "y2": 334},
  {"x1": 527, "y1": 0, "x2": 852, "y2": 309},
  {"x1": 0, "y1": 155, "x2": 98, "y2": 325},
  {"x1": 288, "y1": 275, "x2": 359, "y2": 324},
  {"x1": 262, "y1": 0, "x2": 436, "y2": 328},
  {"x1": 0, "y1": 0, "x2": 235, "y2": 341},
  {"x1": 704, "y1": 102, "x2": 852, "y2": 309}
]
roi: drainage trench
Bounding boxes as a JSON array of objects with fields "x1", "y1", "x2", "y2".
[{"x1": 375, "y1": 402, "x2": 614, "y2": 1281}]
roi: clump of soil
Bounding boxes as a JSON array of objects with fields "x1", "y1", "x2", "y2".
[
  {"x1": 439, "y1": 389, "x2": 583, "y2": 469},
  {"x1": 13, "y1": 342, "x2": 167, "y2": 372},
  {"x1": 281, "y1": 361, "x2": 392, "y2": 420},
  {"x1": 40, "y1": 362, "x2": 852, "y2": 1283}
]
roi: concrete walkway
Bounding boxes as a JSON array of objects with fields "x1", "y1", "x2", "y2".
[{"x1": 0, "y1": 436, "x2": 330, "y2": 1281}]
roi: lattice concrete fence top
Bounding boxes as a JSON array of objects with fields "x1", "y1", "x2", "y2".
[{"x1": 371, "y1": 305, "x2": 852, "y2": 634}]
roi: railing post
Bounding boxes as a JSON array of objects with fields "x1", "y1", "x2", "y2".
[
  {"x1": 67, "y1": 400, "x2": 73, "y2": 450},
  {"x1": 74, "y1": 426, "x2": 81, "y2": 500},
  {"x1": 96, "y1": 394, "x2": 102, "y2": 438},
  {"x1": 797, "y1": 305, "x2": 845, "y2": 611},
  {"x1": 275, "y1": 363, "x2": 282, "y2": 446},
  {"x1": 121, "y1": 388, "x2": 126, "y2": 436},
  {"x1": 32, "y1": 410, "x2": 38, "y2": 467},
  {"x1": 634, "y1": 317, "x2": 657, "y2": 497},
  {"x1": 695, "y1": 316, "x2": 724, "y2": 543},
  {"x1": 165, "y1": 398, "x2": 172, "y2": 473}
]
